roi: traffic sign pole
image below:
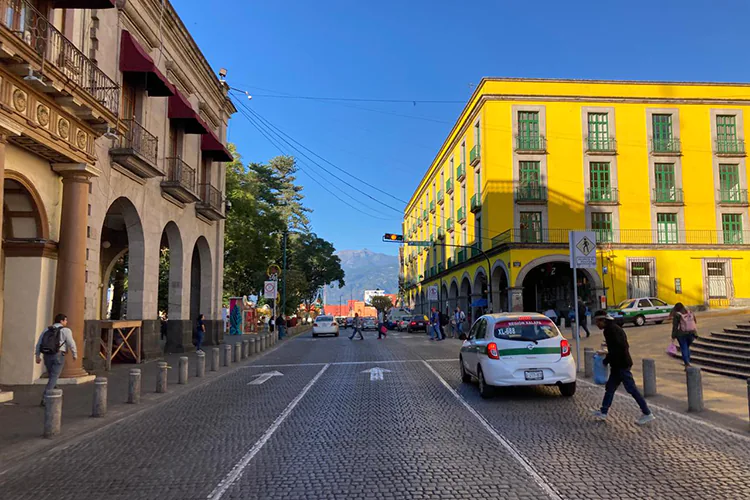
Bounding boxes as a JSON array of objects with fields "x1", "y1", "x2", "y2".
[{"x1": 572, "y1": 260, "x2": 581, "y2": 374}]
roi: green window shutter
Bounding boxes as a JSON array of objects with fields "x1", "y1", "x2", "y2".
[
  {"x1": 654, "y1": 163, "x2": 676, "y2": 202},
  {"x1": 519, "y1": 161, "x2": 541, "y2": 185},
  {"x1": 719, "y1": 164, "x2": 740, "y2": 202},
  {"x1": 716, "y1": 115, "x2": 737, "y2": 142},
  {"x1": 589, "y1": 162, "x2": 611, "y2": 201},
  {"x1": 722, "y1": 213, "x2": 743, "y2": 244},
  {"x1": 519, "y1": 211, "x2": 542, "y2": 243},
  {"x1": 591, "y1": 212, "x2": 613, "y2": 242},
  {"x1": 653, "y1": 114, "x2": 673, "y2": 141},
  {"x1": 587, "y1": 113, "x2": 609, "y2": 149},
  {"x1": 518, "y1": 111, "x2": 540, "y2": 149},
  {"x1": 656, "y1": 213, "x2": 678, "y2": 244}
]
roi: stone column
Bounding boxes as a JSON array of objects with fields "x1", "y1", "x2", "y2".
[
  {"x1": 508, "y1": 287, "x2": 524, "y2": 312},
  {"x1": 52, "y1": 164, "x2": 100, "y2": 379}
]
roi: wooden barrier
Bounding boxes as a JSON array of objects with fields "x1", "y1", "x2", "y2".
[{"x1": 99, "y1": 320, "x2": 142, "y2": 371}]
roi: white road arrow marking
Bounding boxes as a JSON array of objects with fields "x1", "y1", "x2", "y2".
[
  {"x1": 247, "y1": 371, "x2": 284, "y2": 385},
  {"x1": 361, "y1": 367, "x2": 392, "y2": 381}
]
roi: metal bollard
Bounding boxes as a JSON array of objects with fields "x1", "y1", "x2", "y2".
[
  {"x1": 211, "y1": 347, "x2": 220, "y2": 371},
  {"x1": 43, "y1": 389, "x2": 63, "y2": 438},
  {"x1": 92, "y1": 377, "x2": 107, "y2": 417},
  {"x1": 224, "y1": 344, "x2": 232, "y2": 366},
  {"x1": 179, "y1": 356, "x2": 188, "y2": 385},
  {"x1": 583, "y1": 348, "x2": 594, "y2": 378},
  {"x1": 234, "y1": 343, "x2": 241, "y2": 363},
  {"x1": 250, "y1": 337, "x2": 257, "y2": 355},
  {"x1": 196, "y1": 351, "x2": 206, "y2": 378},
  {"x1": 643, "y1": 358, "x2": 657, "y2": 397},
  {"x1": 128, "y1": 369, "x2": 141, "y2": 404},
  {"x1": 687, "y1": 366, "x2": 704, "y2": 412},
  {"x1": 262, "y1": 334, "x2": 267, "y2": 351},
  {"x1": 156, "y1": 361, "x2": 168, "y2": 393},
  {"x1": 242, "y1": 339, "x2": 249, "y2": 359}
]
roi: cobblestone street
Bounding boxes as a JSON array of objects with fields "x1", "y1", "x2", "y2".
[{"x1": 1, "y1": 330, "x2": 749, "y2": 499}]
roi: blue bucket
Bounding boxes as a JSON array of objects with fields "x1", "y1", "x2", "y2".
[{"x1": 593, "y1": 353, "x2": 609, "y2": 385}]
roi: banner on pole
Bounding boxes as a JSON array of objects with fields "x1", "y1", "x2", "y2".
[
  {"x1": 263, "y1": 280, "x2": 278, "y2": 299},
  {"x1": 427, "y1": 285, "x2": 439, "y2": 302},
  {"x1": 569, "y1": 231, "x2": 597, "y2": 269}
]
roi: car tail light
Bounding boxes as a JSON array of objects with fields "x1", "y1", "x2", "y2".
[
  {"x1": 561, "y1": 339, "x2": 571, "y2": 357},
  {"x1": 313, "y1": 323, "x2": 318, "y2": 327},
  {"x1": 487, "y1": 342, "x2": 499, "y2": 360},
  {"x1": 410, "y1": 321, "x2": 416, "y2": 326}
]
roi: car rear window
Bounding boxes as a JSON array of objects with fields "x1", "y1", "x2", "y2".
[
  {"x1": 317, "y1": 316, "x2": 333, "y2": 322},
  {"x1": 493, "y1": 319, "x2": 558, "y2": 341}
]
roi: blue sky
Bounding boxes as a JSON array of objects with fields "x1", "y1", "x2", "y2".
[{"x1": 175, "y1": 0, "x2": 750, "y2": 255}]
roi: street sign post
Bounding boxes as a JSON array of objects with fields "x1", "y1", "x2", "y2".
[
  {"x1": 427, "y1": 285, "x2": 438, "y2": 303},
  {"x1": 569, "y1": 231, "x2": 597, "y2": 373}
]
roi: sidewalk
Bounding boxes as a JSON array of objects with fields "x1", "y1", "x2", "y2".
[
  {"x1": 570, "y1": 310, "x2": 750, "y2": 433},
  {"x1": 0, "y1": 326, "x2": 310, "y2": 469}
]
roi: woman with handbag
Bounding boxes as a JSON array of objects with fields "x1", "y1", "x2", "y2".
[{"x1": 671, "y1": 302, "x2": 697, "y2": 368}]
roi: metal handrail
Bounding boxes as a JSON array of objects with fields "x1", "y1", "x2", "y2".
[
  {"x1": 119, "y1": 118, "x2": 158, "y2": 166},
  {"x1": 199, "y1": 183, "x2": 222, "y2": 211},
  {"x1": 165, "y1": 157, "x2": 196, "y2": 193}
]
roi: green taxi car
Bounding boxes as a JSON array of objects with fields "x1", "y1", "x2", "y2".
[{"x1": 608, "y1": 297, "x2": 674, "y2": 327}]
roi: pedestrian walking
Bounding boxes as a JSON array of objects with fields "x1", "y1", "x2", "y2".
[
  {"x1": 577, "y1": 298, "x2": 591, "y2": 338},
  {"x1": 671, "y1": 302, "x2": 697, "y2": 368},
  {"x1": 429, "y1": 307, "x2": 442, "y2": 341},
  {"x1": 448, "y1": 307, "x2": 456, "y2": 338},
  {"x1": 454, "y1": 307, "x2": 466, "y2": 337},
  {"x1": 591, "y1": 310, "x2": 655, "y2": 425},
  {"x1": 35, "y1": 313, "x2": 77, "y2": 406},
  {"x1": 349, "y1": 313, "x2": 364, "y2": 340},
  {"x1": 276, "y1": 314, "x2": 285, "y2": 338},
  {"x1": 269, "y1": 316, "x2": 275, "y2": 333},
  {"x1": 194, "y1": 313, "x2": 205, "y2": 353},
  {"x1": 377, "y1": 309, "x2": 387, "y2": 339},
  {"x1": 439, "y1": 309, "x2": 449, "y2": 340}
]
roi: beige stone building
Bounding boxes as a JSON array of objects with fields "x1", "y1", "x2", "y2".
[{"x1": 0, "y1": 0, "x2": 234, "y2": 389}]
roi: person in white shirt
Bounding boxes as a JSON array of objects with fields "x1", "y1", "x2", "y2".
[{"x1": 35, "y1": 313, "x2": 77, "y2": 406}]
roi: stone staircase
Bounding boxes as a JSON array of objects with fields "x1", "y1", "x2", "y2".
[{"x1": 690, "y1": 323, "x2": 750, "y2": 380}]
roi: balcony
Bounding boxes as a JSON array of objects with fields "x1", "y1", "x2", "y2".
[
  {"x1": 0, "y1": 0, "x2": 120, "y2": 123},
  {"x1": 651, "y1": 138, "x2": 681, "y2": 155},
  {"x1": 586, "y1": 187, "x2": 619, "y2": 205},
  {"x1": 470, "y1": 144, "x2": 481, "y2": 166},
  {"x1": 490, "y1": 228, "x2": 750, "y2": 246},
  {"x1": 470, "y1": 193, "x2": 481, "y2": 213},
  {"x1": 437, "y1": 262, "x2": 445, "y2": 274},
  {"x1": 585, "y1": 136, "x2": 617, "y2": 154},
  {"x1": 437, "y1": 227, "x2": 446, "y2": 239},
  {"x1": 457, "y1": 206, "x2": 467, "y2": 224},
  {"x1": 652, "y1": 187, "x2": 684, "y2": 205},
  {"x1": 457, "y1": 249, "x2": 467, "y2": 264},
  {"x1": 718, "y1": 189, "x2": 750, "y2": 206},
  {"x1": 457, "y1": 163, "x2": 467, "y2": 182},
  {"x1": 418, "y1": 217, "x2": 423, "y2": 227},
  {"x1": 161, "y1": 157, "x2": 199, "y2": 203},
  {"x1": 196, "y1": 184, "x2": 225, "y2": 220},
  {"x1": 429, "y1": 200, "x2": 436, "y2": 213},
  {"x1": 110, "y1": 119, "x2": 160, "y2": 178},
  {"x1": 515, "y1": 185, "x2": 548, "y2": 204},
  {"x1": 515, "y1": 135, "x2": 547, "y2": 153},
  {"x1": 437, "y1": 190, "x2": 444, "y2": 205},
  {"x1": 422, "y1": 209, "x2": 428, "y2": 221},
  {"x1": 446, "y1": 178, "x2": 454, "y2": 194},
  {"x1": 716, "y1": 139, "x2": 746, "y2": 157},
  {"x1": 446, "y1": 217, "x2": 454, "y2": 233},
  {"x1": 447, "y1": 257, "x2": 453, "y2": 269},
  {"x1": 429, "y1": 266, "x2": 436, "y2": 278}
]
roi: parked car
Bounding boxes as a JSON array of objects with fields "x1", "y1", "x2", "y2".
[
  {"x1": 312, "y1": 315, "x2": 339, "y2": 337},
  {"x1": 607, "y1": 297, "x2": 674, "y2": 326},
  {"x1": 396, "y1": 318, "x2": 411, "y2": 331},
  {"x1": 406, "y1": 315, "x2": 429, "y2": 333},
  {"x1": 363, "y1": 317, "x2": 378, "y2": 330},
  {"x1": 335, "y1": 316, "x2": 346, "y2": 327},
  {"x1": 459, "y1": 313, "x2": 576, "y2": 399},
  {"x1": 345, "y1": 317, "x2": 354, "y2": 328}
]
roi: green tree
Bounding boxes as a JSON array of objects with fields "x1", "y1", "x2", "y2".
[
  {"x1": 370, "y1": 295, "x2": 394, "y2": 314},
  {"x1": 283, "y1": 233, "x2": 345, "y2": 314}
]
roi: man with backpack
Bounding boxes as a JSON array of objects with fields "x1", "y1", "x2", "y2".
[
  {"x1": 35, "y1": 313, "x2": 77, "y2": 406},
  {"x1": 454, "y1": 307, "x2": 466, "y2": 336}
]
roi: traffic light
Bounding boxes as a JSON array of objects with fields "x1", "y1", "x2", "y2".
[{"x1": 383, "y1": 233, "x2": 403, "y2": 242}]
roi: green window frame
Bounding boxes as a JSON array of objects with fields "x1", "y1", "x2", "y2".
[
  {"x1": 716, "y1": 115, "x2": 737, "y2": 142},
  {"x1": 519, "y1": 161, "x2": 541, "y2": 186},
  {"x1": 519, "y1": 211, "x2": 542, "y2": 243},
  {"x1": 654, "y1": 163, "x2": 676, "y2": 202},
  {"x1": 653, "y1": 114, "x2": 673, "y2": 141},
  {"x1": 656, "y1": 213, "x2": 679, "y2": 244},
  {"x1": 518, "y1": 111, "x2": 540, "y2": 149},
  {"x1": 722, "y1": 213, "x2": 743, "y2": 244},
  {"x1": 719, "y1": 164, "x2": 741, "y2": 201},
  {"x1": 591, "y1": 212, "x2": 613, "y2": 243},
  {"x1": 589, "y1": 162, "x2": 612, "y2": 201},
  {"x1": 587, "y1": 113, "x2": 609, "y2": 149}
]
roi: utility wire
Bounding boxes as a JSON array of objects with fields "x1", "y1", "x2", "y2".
[{"x1": 230, "y1": 85, "x2": 464, "y2": 104}]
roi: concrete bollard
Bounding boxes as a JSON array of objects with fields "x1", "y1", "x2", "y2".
[
  {"x1": 211, "y1": 347, "x2": 220, "y2": 371},
  {"x1": 156, "y1": 361, "x2": 168, "y2": 393},
  {"x1": 687, "y1": 366, "x2": 704, "y2": 412},
  {"x1": 250, "y1": 337, "x2": 257, "y2": 355},
  {"x1": 178, "y1": 356, "x2": 188, "y2": 385},
  {"x1": 224, "y1": 344, "x2": 232, "y2": 366},
  {"x1": 261, "y1": 334, "x2": 267, "y2": 351},
  {"x1": 128, "y1": 369, "x2": 141, "y2": 404},
  {"x1": 242, "y1": 339, "x2": 249, "y2": 359},
  {"x1": 234, "y1": 343, "x2": 241, "y2": 363},
  {"x1": 583, "y1": 348, "x2": 594, "y2": 378},
  {"x1": 196, "y1": 351, "x2": 206, "y2": 378},
  {"x1": 92, "y1": 377, "x2": 107, "y2": 417},
  {"x1": 43, "y1": 389, "x2": 63, "y2": 438},
  {"x1": 643, "y1": 358, "x2": 657, "y2": 397}
]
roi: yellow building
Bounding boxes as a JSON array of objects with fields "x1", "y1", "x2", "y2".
[{"x1": 402, "y1": 78, "x2": 750, "y2": 318}]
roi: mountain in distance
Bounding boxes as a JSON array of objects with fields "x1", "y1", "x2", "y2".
[{"x1": 325, "y1": 249, "x2": 399, "y2": 305}]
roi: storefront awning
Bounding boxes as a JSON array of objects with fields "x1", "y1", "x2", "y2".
[
  {"x1": 168, "y1": 86, "x2": 208, "y2": 135},
  {"x1": 119, "y1": 31, "x2": 173, "y2": 97},
  {"x1": 201, "y1": 131, "x2": 233, "y2": 162},
  {"x1": 52, "y1": 0, "x2": 116, "y2": 9}
]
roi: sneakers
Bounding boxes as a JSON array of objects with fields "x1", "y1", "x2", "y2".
[
  {"x1": 636, "y1": 413, "x2": 656, "y2": 426},
  {"x1": 591, "y1": 410, "x2": 608, "y2": 421}
]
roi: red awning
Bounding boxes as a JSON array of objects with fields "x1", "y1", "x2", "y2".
[
  {"x1": 119, "y1": 31, "x2": 173, "y2": 97},
  {"x1": 168, "y1": 86, "x2": 208, "y2": 134},
  {"x1": 52, "y1": 0, "x2": 115, "y2": 9},
  {"x1": 201, "y1": 131, "x2": 233, "y2": 162}
]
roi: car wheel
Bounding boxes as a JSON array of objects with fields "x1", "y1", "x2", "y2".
[
  {"x1": 634, "y1": 315, "x2": 646, "y2": 327},
  {"x1": 559, "y1": 381, "x2": 577, "y2": 397},
  {"x1": 407, "y1": 327, "x2": 412, "y2": 333},
  {"x1": 335, "y1": 332, "x2": 339, "y2": 337},
  {"x1": 313, "y1": 333, "x2": 318, "y2": 337},
  {"x1": 460, "y1": 357, "x2": 471, "y2": 383},
  {"x1": 477, "y1": 366, "x2": 494, "y2": 399}
]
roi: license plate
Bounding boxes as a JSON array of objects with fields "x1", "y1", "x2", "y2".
[{"x1": 524, "y1": 370, "x2": 544, "y2": 381}]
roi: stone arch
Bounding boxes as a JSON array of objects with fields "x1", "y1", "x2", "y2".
[
  {"x1": 440, "y1": 282, "x2": 449, "y2": 312},
  {"x1": 491, "y1": 259, "x2": 510, "y2": 312},
  {"x1": 472, "y1": 266, "x2": 488, "y2": 316},
  {"x1": 4, "y1": 171, "x2": 49, "y2": 239},
  {"x1": 190, "y1": 235, "x2": 213, "y2": 322},
  {"x1": 515, "y1": 254, "x2": 603, "y2": 289},
  {"x1": 448, "y1": 278, "x2": 459, "y2": 312},
  {"x1": 515, "y1": 254, "x2": 602, "y2": 313},
  {"x1": 419, "y1": 289, "x2": 426, "y2": 315},
  {"x1": 459, "y1": 274, "x2": 472, "y2": 318},
  {"x1": 159, "y1": 221, "x2": 184, "y2": 319}
]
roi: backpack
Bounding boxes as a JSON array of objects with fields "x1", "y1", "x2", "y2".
[
  {"x1": 678, "y1": 311, "x2": 697, "y2": 332},
  {"x1": 39, "y1": 325, "x2": 63, "y2": 354}
]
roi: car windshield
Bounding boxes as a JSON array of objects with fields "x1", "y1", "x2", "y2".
[
  {"x1": 616, "y1": 300, "x2": 635, "y2": 309},
  {"x1": 493, "y1": 319, "x2": 558, "y2": 341},
  {"x1": 317, "y1": 316, "x2": 333, "y2": 322}
]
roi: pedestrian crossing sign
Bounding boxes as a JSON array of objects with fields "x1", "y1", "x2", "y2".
[{"x1": 569, "y1": 231, "x2": 597, "y2": 269}]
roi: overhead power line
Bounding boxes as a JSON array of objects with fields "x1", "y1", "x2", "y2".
[{"x1": 230, "y1": 86, "x2": 464, "y2": 104}]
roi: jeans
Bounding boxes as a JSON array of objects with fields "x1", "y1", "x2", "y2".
[
  {"x1": 195, "y1": 331, "x2": 204, "y2": 352},
  {"x1": 43, "y1": 352, "x2": 65, "y2": 399},
  {"x1": 430, "y1": 325, "x2": 441, "y2": 340},
  {"x1": 578, "y1": 318, "x2": 590, "y2": 337},
  {"x1": 677, "y1": 335, "x2": 694, "y2": 365},
  {"x1": 456, "y1": 322, "x2": 464, "y2": 335},
  {"x1": 349, "y1": 327, "x2": 363, "y2": 340},
  {"x1": 601, "y1": 367, "x2": 651, "y2": 416}
]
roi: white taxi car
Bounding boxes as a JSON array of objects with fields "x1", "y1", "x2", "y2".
[
  {"x1": 312, "y1": 315, "x2": 339, "y2": 337},
  {"x1": 459, "y1": 313, "x2": 577, "y2": 399}
]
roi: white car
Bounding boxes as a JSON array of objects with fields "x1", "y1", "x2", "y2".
[
  {"x1": 459, "y1": 313, "x2": 577, "y2": 399},
  {"x1": 312, "y1": 315, "x2": 339, "y2": 337}
]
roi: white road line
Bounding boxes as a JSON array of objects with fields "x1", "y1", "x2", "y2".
[
  {"x1": 207, "y1": 363, "x2": 330, "y2": 500},
  {"x1": 241, "y1": 358, "x2": 456, "y2": 369},
  {"x1": 421, "y1": 361, "x2": 564, "y2": 500},
  {"x1": 577, "y1": 379, "x2": 750, "y2": 443}
]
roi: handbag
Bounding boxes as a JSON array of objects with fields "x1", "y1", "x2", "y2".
[
  {"x1": 379, "y1": 325, "x2": 387, "y2": 335},
  {"x1": 666, "y1": 343, "x2": 680, "y2": 357}
]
